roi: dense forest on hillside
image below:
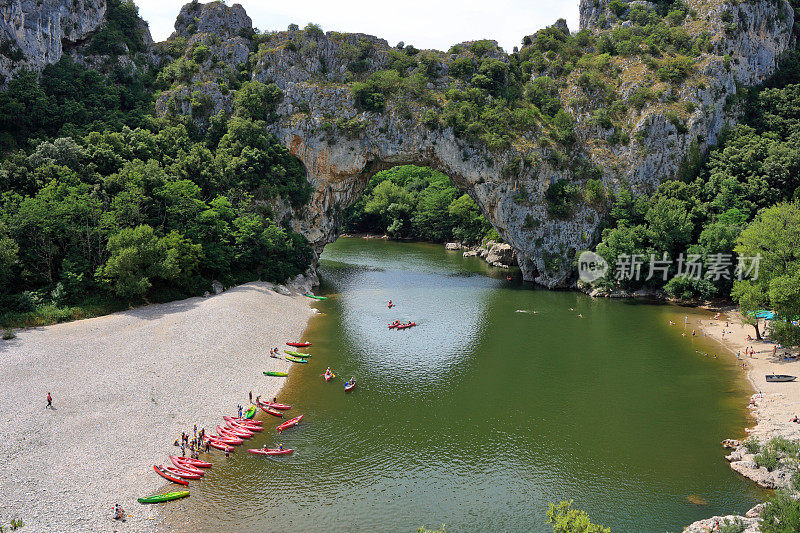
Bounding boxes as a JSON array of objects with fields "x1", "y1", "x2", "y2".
[
  {"x1": 0, "y1": 54, "x2": 312, "y2": 326},
  {"x1": 343, "y1": 165, "x2": 496, "y2": 244}
]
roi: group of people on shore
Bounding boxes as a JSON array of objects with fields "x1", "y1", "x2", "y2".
[
  {"x1": 269, "y1": 347, "x2": 280, "y2": 358},
  {"x1": 174, "y1": 425, "x2": 208, "y2": 458}
]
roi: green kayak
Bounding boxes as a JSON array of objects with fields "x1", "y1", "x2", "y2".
[
  {"x1": 264, "y1": 371, "x2": 288, "y2": 377},
  {"x1": 138, "y1": 491, "x2": 190, "y2": 504},
  {"x1": 285, "y1": 355, "x2": 308, "y2": 364},
  {"x1": 244, "y1": 405, "x2": 256, "y2": 419},
  {"x1": 285, "y1": 350, "x2": 311, "y2": 358},
  {"x1": 303, "y1": 293, "x2": 328, "y2": 300}
]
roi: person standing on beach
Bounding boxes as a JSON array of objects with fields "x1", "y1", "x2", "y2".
[
  {"x1": 238, "y1": 405, "x2": 243, "y2": 418},
  {"x1": 249, "y1": 391, "x2": 253, "y2": 403},
  {"x1": 46, "y1": 392, "x2": 52, "y2": 409}
]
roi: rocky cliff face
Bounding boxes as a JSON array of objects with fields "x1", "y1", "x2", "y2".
[
  {"x1": 4, "y1": 0, "x2": 797, "y2": 287},
  {"x1": 0, "y1": 0, "x2": 107, "y2": 83},
  {"x1": 245, "y1": 0, "x2": 792, "y2": 286}
]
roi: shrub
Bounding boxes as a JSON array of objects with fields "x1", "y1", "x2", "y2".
[
  {"x1": 546, "y1": 500, "x2": 610, "y2": 533},
  {"x1": 664, "y1": 275, "x2": 717, "y2": 300},
  {"x1": 657, "y1": 56, "x2": 694, "y2": 83},
  {"x1": 754, "y1": 448, "x2": 780, "y2": 471},
  {"x1": 768, "y1": 436, "x2": 800, "y2": 455},
  {"x1": 2, "y1": 328, "x2": 15, "y2": 340},
  {"x1": 718, "y1": 518, "x2": 748, "y2": 533},
  {"x1": 761, "y1": 490, "x2": 800, "y2": 533},
  {"x1": 545, "y1": 179, "x2": 581, "y2": 219},
  {"x1": 743, "y1": 438, "x2": 761, "y2": 454}
]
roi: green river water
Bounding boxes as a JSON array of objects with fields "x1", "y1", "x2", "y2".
[{"x1": 168, "y1": 237, "x2": 764, "y2": 532}]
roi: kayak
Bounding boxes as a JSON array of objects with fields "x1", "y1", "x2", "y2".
[
  {"x1": 324, "y1": 371, "x2": 334, "y2": 382},
  {"x1": 285, "y1": 350, "x2": 311, "y2": 358},
  {"x1": 303, "y1": 293, "x2": 328, "y2": 300},
  {"x1": 207, "y1": 433, "x2": 242, "y2": 445},
  {"x1": 223, "y1": 416, "x2": 262, "y2": 428},
  {"x1": 396, "y1": 322, "x2": 417, "y2": 330},
  {"x1": 258, "y1": 400, "x2": 291, "y2": 410},
  {"x1": 212, "y1": 431, "x2": 244, "y2": 445},
  {"x1": 388, "y1": 323, "x2": 400, "y2": 329},
  {"x1": 161, "y1": 465, "x2": 202, "y2": 480},
  {"x1": 206, "y1": 439, "x2": 233, "y2": 452},
  {"x1": 276, "y1": 415, "x2": 304, "y2": 432},
  {"x1": 138, "y1": 491, "x2": 190, "y2": 504},
  {"x1": 345, "y1": 380, "x2": 356, "y2": 392},
  {"x1": 264, "y1": 371, "x2": 288, "y2": 377},
  {"x1": 286, "y1": 342, "x2": 312, "y2": 347},
  {"x1": 219, "y1": 424, "x2": 252, "y2": 438},
  {"x1": 248, "y1": 448, "x2": 294, "y2": 456},
  {"x1": 244, "y1": 405, "x2": 256, "y2": 419},
  {"x1": 285, "y1": 355, "x2": 308, "y2": 364},
  {"x1": 176, "y1": 456, "x2": 212, "y2": 468},
  {"x1": 169, "y1": 456, "x2": 204, "y2": 475},
  {"x1": 226, "y1": 418, "x2": 263, "y2": 432},
  {"x1": 259, "y1": 405, "x2": 284, "y2": 418},
  {"x1": 153, "y1": 465, "x2": 189, "y2": 486}
]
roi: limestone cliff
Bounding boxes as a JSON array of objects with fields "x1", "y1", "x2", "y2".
[
  {"x1": 3, "y1": 0, "x2": 797, "y2": 287},
  {"x1": 0, "y1": 0, "x2": 107, "y2": 83}
]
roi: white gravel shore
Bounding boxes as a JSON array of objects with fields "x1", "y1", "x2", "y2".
[{"x1": 0, "y1": 280, "x2": 316, "y2": 532}]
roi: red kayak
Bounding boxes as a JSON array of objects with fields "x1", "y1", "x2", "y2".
[
  {"x1": 276, "y1": 415, "x2": 304, "y2": 433},
  {"x1": 396, "y1": 322, "x2": 417, "y2": 330},
  {"x1": 248, "y1": 448, "x2": 294, "y2": 456},
  {"x1": 161, "y1": 465, "x2": 202, "y2": 480},
  {"x1": 345, "y1": 380, "x2": 356, "y2": 392},
  {"x1": 259, "y1": 405, "x2": 284, "y2": 418},
  {"x1": 219, "y1": 424, "x2": 252, "y2": 439},
  {"x1": 226, "y1": 418, "x2": 263, "y2": 432},
  {"x1": 388, "y1": 322, "x2": 400, "y2": 329},
  {"x1": 258, "y1": 400, "x2": 290, "y2": 410},
  {"x1": 210, "y1": 432, "x2": 243, "y2": 445},
  {"x1": 324, "y1": 371, "x2": 334, "y2": 382},
  {"x1": 286, "y1": 342, "x2": 312, "y2": 347},
  {"x1": 169, "y1": 455, "x2": 205, "y2": 475},
  {"x1": 205, "y1": 439, "x2": 233, "y2": 452},
  {"x1": 174, "y1": 455, "x2": 211, "y2": 469},
  {"x1": 154, "y1": 465, "x2": 189, "y2": 486},
  {"x1": 223, "y1": 416, "x2": 262, "y2": 429}
]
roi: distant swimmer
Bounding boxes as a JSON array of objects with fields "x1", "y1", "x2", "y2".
[{"x1": 569, "y1": 308, "x2": 574, "y2": 311}]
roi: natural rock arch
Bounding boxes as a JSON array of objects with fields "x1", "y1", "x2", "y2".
[{"x1": 151, "y1": 0, "x2": 795, "y2": 287}]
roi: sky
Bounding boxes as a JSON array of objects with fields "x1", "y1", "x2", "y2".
[{"x1": 134, "y1": 0, "x2": 580, "y2": 53}]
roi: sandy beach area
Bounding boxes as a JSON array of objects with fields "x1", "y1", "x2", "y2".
[
  {"x1": 699, "y1": 311, "x2": 800, "y2": 445},
  {"x1": 0, "y1": 279, "x2": 317, "y2": 532}
]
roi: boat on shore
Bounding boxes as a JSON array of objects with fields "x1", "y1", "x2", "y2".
[
  {"x1": 285, "y1": 350, "x2": 311, "y2": 357},
  {"x1": 287, "y1": 341, "x2": 312, "y2": 347},
  {"x1": 138, "y1": 491, "x2": 190, "y2": 504},
  {"x1": 286, "y1": 355, "x2": 308, "y2": 364},
  {"x1": 153, "y1": 465, "x2": 189, "y2": 486},
  {"x1": 303, "y1": 293, "x2": 328, "y2": 300},
  {"x1": 264, "y1": 371, "x2": 288, "y2": 377},
  {"x1": 766, "y1": 374, "x2": 797, "y2": 382}
]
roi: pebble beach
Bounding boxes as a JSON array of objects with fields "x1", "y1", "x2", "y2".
[{"x1": 0, "y1": 280, "x2": 316, "y2": 532}]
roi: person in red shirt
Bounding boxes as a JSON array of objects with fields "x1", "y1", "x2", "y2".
[{"x1": 46, "y1": 392, "x2": 52, "y2": 409}]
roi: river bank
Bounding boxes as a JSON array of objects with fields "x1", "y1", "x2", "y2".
[
  {"x1": 684, "y1": 310, "x2": 800, "y2": 531},
  {"x1": 0, "y1": 277, "x2": 317, "y2": 532}
]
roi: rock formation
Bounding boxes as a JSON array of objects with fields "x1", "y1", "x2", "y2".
[{"x1": 2, "y1": 0, "x2": 797, "y2": 288}]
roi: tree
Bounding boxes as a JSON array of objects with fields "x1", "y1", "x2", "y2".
[
  {"x1": 98, "y1": 225, "x2": 202, "y2": 299},
  {"x1": 0, "y1": 226, "x2": 18, "y2": 290},
  {"x1": 233, "y1": 81, "x2": 283, "y2": 121},
  {"x1": 546, "y1": 501, "x2": 610, "y2": 533},
  {"x1": 760, "y1": 490, "x2": 800, "y2": 533},
  {"x1": 733, "y1": 202, "x2": 800, "y2": 344}
]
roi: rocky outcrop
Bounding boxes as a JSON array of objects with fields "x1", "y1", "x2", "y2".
[
  {"x1": 246, "y1": 0, "x2": 793, "y2": 287},
  {"x1": 0, "y1": 0, "x2": 107, "y2": 83},
  {"x1": 5, "y1": 0, "x2": 795, "y2": 289}
]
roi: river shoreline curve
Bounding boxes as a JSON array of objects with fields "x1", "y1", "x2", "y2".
[
  {"x1": 684, "y1": 310, "x2": 800, "y2": 531},
  {"x1": 0, "y1": 276, "x2": 317, "y2": 532}
]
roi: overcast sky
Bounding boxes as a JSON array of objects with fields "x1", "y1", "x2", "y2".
[{"x1": 135, "y1": 0, "x2": 580, "y2": 53}]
